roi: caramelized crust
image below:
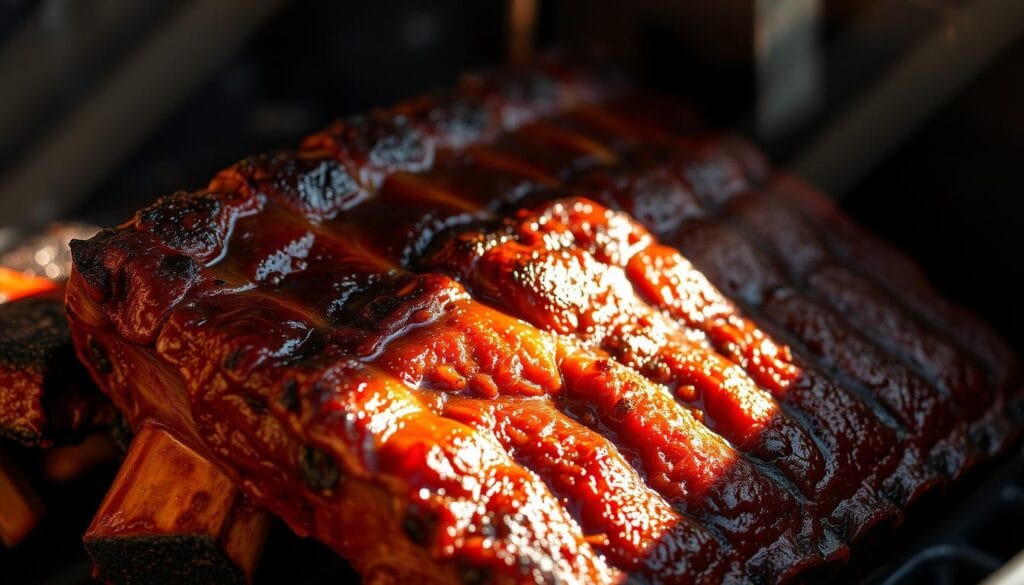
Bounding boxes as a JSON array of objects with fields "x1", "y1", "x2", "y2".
[
  {"x1": 65, "y1": 63, "x2": 1021, "y2": 584},
  {"x1": 0, "y1": 287, "x2": 115, "y2": 446}
]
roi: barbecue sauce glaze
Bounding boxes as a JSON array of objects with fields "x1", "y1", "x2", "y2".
[{"x1": 65, "y1": 64, "x2": 1022, "y2": 584}]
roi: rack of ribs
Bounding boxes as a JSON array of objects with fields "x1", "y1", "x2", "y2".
[{"x1": 65, "y1": 61, "x2": 1022, "y2": 583}]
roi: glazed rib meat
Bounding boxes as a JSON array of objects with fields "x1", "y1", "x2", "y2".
[{"x1": 65, "y1": 64, "x2": 1023, "y2": 584}]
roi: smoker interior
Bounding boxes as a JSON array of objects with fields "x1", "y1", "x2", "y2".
[{"x1": 1, "y1": 1, "x2": 1022, "y2": 583}]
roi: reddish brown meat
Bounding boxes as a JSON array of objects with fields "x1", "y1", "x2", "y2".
[
  {"x1": 65, "y1": 64, "x2": 1021, "y2": 584},
  {"x1": 0, "y1": 285, "x2": 115, "y2": 446},
  {"x1": 424, "y1": 198, "x2": 904, "y2": 543}
]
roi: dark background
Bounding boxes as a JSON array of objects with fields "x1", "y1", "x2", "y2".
[{"x1": 9, "y1": 0, "x2": 1012, "y2": 350}]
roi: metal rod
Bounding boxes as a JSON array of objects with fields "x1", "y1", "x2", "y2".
[
  {"x1": 792, "y1": 0, "x2": 1024, "y2": 196},
  {"x1": 507, "y1": 0, "x2": 538, "y2": 67},
  {"x1": 982, "y1": 546, "x2": 1024, "y2": 585},
  {"x1": 0, "y1": 0, "x2": 284, "y2": 228},
  {"x1": 0, "y1": 0, "x2": 162, "y2": 158}
]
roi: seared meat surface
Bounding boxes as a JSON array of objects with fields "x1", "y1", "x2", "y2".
[
  {"x1": 65, "y1": 64, "x2": 1022, "y2": 584},
  {"x1": 0, "y1": 284, "x2": 115, "y2": 446}
]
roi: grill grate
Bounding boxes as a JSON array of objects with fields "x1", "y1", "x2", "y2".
[{"x1": 867, "y1": 446, "x2": 1024, "y2": 584}]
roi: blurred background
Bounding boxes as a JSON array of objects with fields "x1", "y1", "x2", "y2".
[
  {"x1": 0, "y1": 1, "x2": 1022, "y2": 583},
  {"x1": 0, "y1": 0, "x2": 1021, "y2": 349}
]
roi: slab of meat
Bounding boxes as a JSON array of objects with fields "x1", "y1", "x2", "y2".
[
  {"x1": 65, "y1": 63, "x2": 1022, "y2": 584},
  {"x1": 0, "y1": 225, "x2": 117, "y2": 447},
  {"x1": 0, "y1": 283, "x2": 116, "y2": 447}
]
